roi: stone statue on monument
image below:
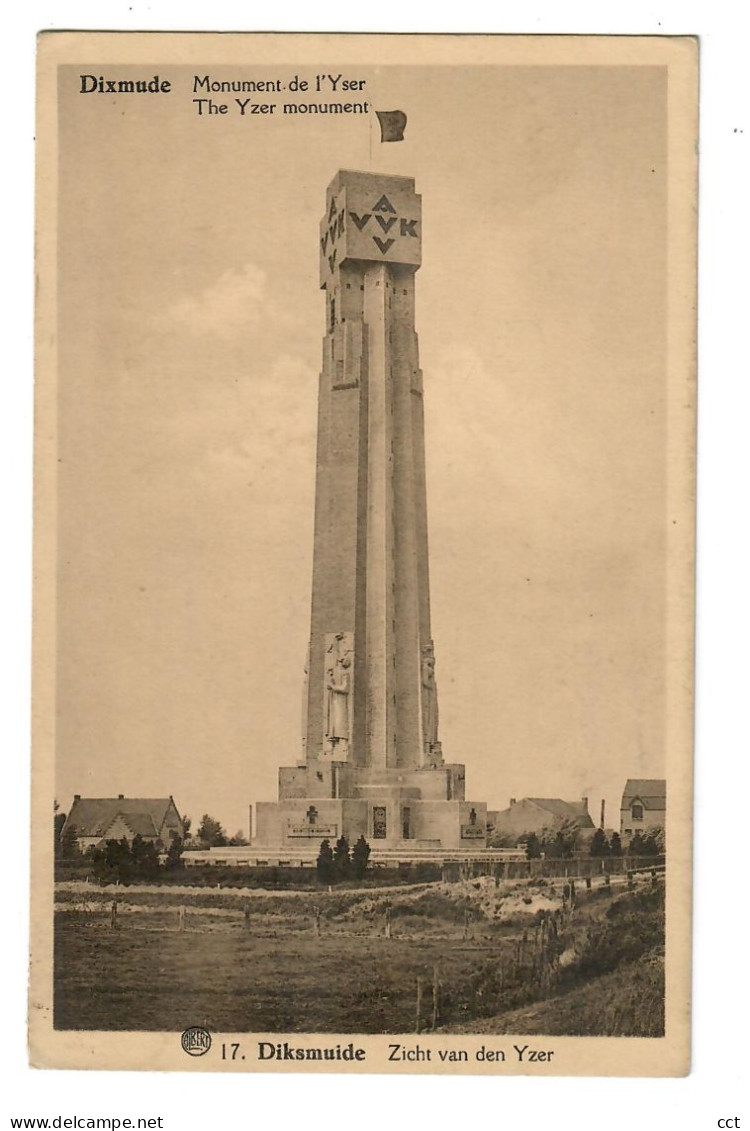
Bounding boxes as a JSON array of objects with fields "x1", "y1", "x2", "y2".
[{"x1": 324, "y1": 632, "x2": 352, "y2": 757}]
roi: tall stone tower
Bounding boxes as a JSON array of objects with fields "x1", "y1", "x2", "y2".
[{"x1": 255, "y1": 170, "x2": 488, "y2": 852}]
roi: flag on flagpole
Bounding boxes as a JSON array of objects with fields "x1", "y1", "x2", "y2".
[{"x1": 375, "y1": 110, "x2": 407, "y2": 142}]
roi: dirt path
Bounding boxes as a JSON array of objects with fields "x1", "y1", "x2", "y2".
[{"x1": 55, "y1": 878, "x2": 436, "y2": 899}]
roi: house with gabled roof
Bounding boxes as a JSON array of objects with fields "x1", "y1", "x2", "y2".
[
  {"x1": 60, "y1": 794, "x2": 184, "y2": 853},
  {"x1": 488, "y1": 796, "x2": 595, "y2": 838},
  {"x1": 620, "y1": 779, "x2": 666, "y2": 841}
]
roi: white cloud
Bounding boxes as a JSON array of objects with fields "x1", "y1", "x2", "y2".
[{"x1": 162, "y1": 262, "x2": 268, "y2": 338}]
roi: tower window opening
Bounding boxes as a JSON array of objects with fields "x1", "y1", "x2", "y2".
[{"x1": 329, "y1": 297, "x2": 336, "y2": 332}]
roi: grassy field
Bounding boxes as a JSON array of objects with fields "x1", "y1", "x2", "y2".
[
  {"x1": 54, "y1": 878, "x2": 664, "y2": 1035},
  {"x1": 55, "y1": 924, "x2": 507, "y2": 1033},
  {"x1": 442, "y1": 953, "x2": 664, "y2": 1037}
]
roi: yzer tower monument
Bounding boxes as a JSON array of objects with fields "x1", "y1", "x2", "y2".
[{"x1": 255, "y1": 170, "x2": 489, "y2": 854}]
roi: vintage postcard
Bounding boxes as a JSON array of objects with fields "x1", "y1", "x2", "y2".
[{"x1": 31, "y1": 32, "x2": 697, "y2": 1075}]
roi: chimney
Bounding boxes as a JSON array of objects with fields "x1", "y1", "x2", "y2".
[
  {"x1": 581, "y1": 796, "x2": 589, "y2": 811},
  {"x1": 73, "y1": 794, "x2": 81, "y2": 801},
  {"x1": 118, "y1": 793, "x2": 124, "y2": 800},
  {"x1": 509, "y1": 798, "x2": 517, "y2": 807},
  {"x1": 600, "y1": 799, "x2": 606, "y2": 829}
]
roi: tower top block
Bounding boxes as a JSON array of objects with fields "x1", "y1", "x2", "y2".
[{"x1": 320, "y1": 169, "x2": 422, "y2": 288}]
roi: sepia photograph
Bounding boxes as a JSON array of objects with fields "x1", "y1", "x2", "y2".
[{"x1": 30, "y1": 31, "x2": 697, "y2": 1075}]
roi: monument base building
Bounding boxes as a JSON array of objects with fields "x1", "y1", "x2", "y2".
[
  {"x1": 252, "y1": 170, "x2": 493, "y2": 859},
  {"x1": 255, "y1": 764, "x2": 489, "y2": 853}
]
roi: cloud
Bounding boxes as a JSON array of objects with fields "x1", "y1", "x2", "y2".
[
  {"x1": 205, "y1": 353, "x2": 318, "y2": 472},
  {"x1": 161, "y1": 262, "x2": 269, "y2": 338}
]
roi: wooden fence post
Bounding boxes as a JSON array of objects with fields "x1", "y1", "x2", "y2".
[
  {"x1": 384, "y1": 905, "x2": 392, "y2": 939},
  {"x1": 431, "y1": 965, "x2": 440, "y2": 1031},
  {"x1": 243, "y1": 904, "x2": 251, "y2": 931},
  {"x1": 178, "y1": 905, "x2": 186, "y2": 932},
  {"x1": 314, "y1": 906, "x2": 321, "y2": 936},
  {"x1": 110, "y1": 900, "x2": 118, "y2": 929}
]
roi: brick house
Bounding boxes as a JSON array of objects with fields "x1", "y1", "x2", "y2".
[
  {"x1": 620, "y1": 779, "x2": 666, "y2": 842},
  {"x1": 488, "y1": 796, "x2": 595, "y2": 839},
  {"x1": 60, "y1": 795, "x2": 184, "y2": 853}
]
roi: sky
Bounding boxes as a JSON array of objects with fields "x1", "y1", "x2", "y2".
[{"x1": 55, "y1": 61, "x2": 668, "y2": 837}]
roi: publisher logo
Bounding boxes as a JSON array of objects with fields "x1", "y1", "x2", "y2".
[{"x1": 181, "y1": 1026, "x2": 212, "y2": 1057}]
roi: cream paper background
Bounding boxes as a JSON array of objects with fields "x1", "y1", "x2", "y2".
[{"x1": 31, "y1": 31, "x2": 695, "y2": 1076}]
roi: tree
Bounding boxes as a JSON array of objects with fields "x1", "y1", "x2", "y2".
[
  {"x1": 609, "y1": 832, "x2": 623, "y2": 857},
  {"x1": 90, "y1": 837, "x2": 133, "y2": 884},
  {"x1": 131, "y1": 834, "x2": 160, "y2": 880},
  {"x1": 333, "y1": 836, "x2": 351, "y2": 880},
  {"x1": 540, "y1": 818, "x2": 579, "y2": 859},
  {"x1": 641, "y1": 832, "x2": 661, "y2": 857},
  {"x1": 352, "y1": 835, "x2": 371, "y2": 879},
  {"x1": 544, "y1": 827, "x2": 575, "y2": 859},
  {"x1": 59, "y1": 822, "x2": 81, "y2": 861},
  {"x1": 524, "y1": 832, "x2": 541, "y2": 860},
  {"x1": 54, "y1": 802, "x2": 67, "y2": 856},
  {"x1": 628, "y1": 832, "x2": 646, "y2": 857},
  {"x1": 589, "y1": 828, "x2": 610, "y2": 858},
  {"x1": 197, "y1": 814, "x2": 227, "y2": 847},
  {"x1": 316, "y1": 839, "x2": 334, "y2": 883},
  {"x1": 182, "y1": 815, "x2": 192, "y2": 839},
  {"x1": 229, "y1": 830, "x2": 249, "y2": 846},
  {"x1": 487, "y1": 830, "x2": 518, "y2": 849},
  {"x1": 165, "y1": 835, "x2": 185, "y2": 871}
]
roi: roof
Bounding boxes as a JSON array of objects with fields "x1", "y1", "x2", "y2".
[
  {"x1": 63, "y1": 797, "x2": 179, "y2": 840},
  {"x1": 488, "y1": 798, "x2": 594, "y2": 829},
  {"x1": 525, "y1": 798, "x2": 593, "y2": 823},
  {"x1": 620, "y1": 779, "x2": 666, "y2": 810},
  {"x1": 111, "y1": 812, "x2": 159, "y2": 838}
]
